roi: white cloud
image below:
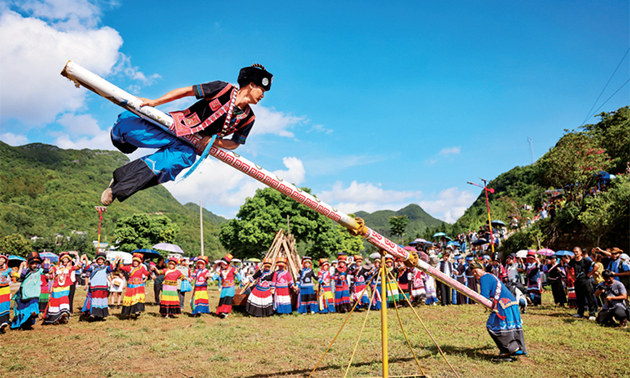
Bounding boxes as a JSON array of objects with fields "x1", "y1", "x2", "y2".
[
  {"x1": 425, "y1": 159, "x2": 438, "y2": 166},
  {"x1": 317, "y1": 181, "x2": 423, "y2": 214},
  {"x1": 249, "y1": 105, "x2": 305, "y2": 138},
  {"x1": 0, "y1": 2, "x2": 158, "y2": 130},
  {"x1": 53, "y1": 127, "x2": 112, "y2": 150},
  {"x1": 112, "y1": 53, "x2": 161, "y2": 87},
  {"x1": 0, "y1": 132, "x2": 28, "y2": 146},
  {"x1": 438, "y1": 146, "x2": 461, "y2": 155},
  {"x1": 308, "y1": 124, "x2": 333, "y2": 134},
  {"x1": 163, "y1": 155, "x2": 307, "y2": 214},
  {"x1": 57, "y1": 113, "x2": 101, "y2": 136},
  {"x1": 419, "y1": 187, "x2": 476, "y2": 223}
]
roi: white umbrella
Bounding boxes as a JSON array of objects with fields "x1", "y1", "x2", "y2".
[
  {"x1": 152, "y1": 243, "x2": 184, "y2": 253},
  {"x1": 516, "y1": 250, "x2": 528, "y2": 258}
]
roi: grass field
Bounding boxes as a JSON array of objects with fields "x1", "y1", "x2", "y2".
[{"x1": 1, "y1": 284, "x2": 628, "y2": 378}]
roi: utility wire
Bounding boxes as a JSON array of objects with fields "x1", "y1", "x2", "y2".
[
  {"x1": 588, "y1": 78, "x2": 630, "y2": 119},
  {"x1": 581, "y1": 47, "x2": 630, "y2": 126}
]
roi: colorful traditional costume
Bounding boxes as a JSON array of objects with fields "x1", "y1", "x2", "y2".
[
  {"x1": 105, "y1": 66, "x2": 272, "y2": 204},
  {"x1": 317, "y1": 259, "x2": 335, "y2": 313},
  {"x1": 82, "y1": 253, "x2": 114, "y2": 319},
  {"x1": 385, "y1": 257, "x2": 400, "y2": 306},
  {"x1": 464, "y1": 256, "x2": 479, "y2": 304},
  {"x1": 119, "y1": 253, "x2": 150, "y2": 316},
  {"x1": 272, "y1": 258, "x2": 293, "y2": 314},
  {"x1": 191, "y1": 257, "x2": 212, "y2": 315},
  {"x1": 399, "y1": 266, "x2": 413, "y2": 304},
  {"x1": 12, "y1": 252, "x2": 49, "y2": 329},
  {"x1": 352, "y1": 258, "x2": 372, "y2": 308},
  {"x1": 297, "y1": 257, "x2": 318, "y2": 314},
  {"x1": 158, "y1": 258, "x2": 187, "y2": 317},
  {"x1": 423, "y1": 270, "x2": 438, "y2": 305},
  {"x1": 452, "y1": 256, "x2": 468, "y2": 305},
  {"x1": 410, "y1": 267, "x2": 426, "y2": 305},
  {"x1": 525, "y1": 253, "x2": 542, "y2": 306},
  {"x1": 0, "y1": 255, "x2": 11, "y2": 329},
  {"x1": 437, "y1": 257, "x2": 453, "y2": 306},
  {"x1": 246, "y1": 259, "x2": 275, "y2": 317},
  {"x1": 212, "y1": 254, "x2": 242, "y2": 317},
  {"x1": 39, "y1": 270, "x2": 50, "y2": 313},
  {"x1": 43, "y1": 252, "x2": 80, "y2": 324},
  {"x1": 479, "y1": 271, "x2": 527, "y2": 357},
  {"x1": 333, "y1": 255, "x2": 352, "y2": 312}
]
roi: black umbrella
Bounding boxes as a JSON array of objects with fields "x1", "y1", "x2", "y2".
[{"x1": 472, "y1": 238, "x2": 488, "y2": 246}]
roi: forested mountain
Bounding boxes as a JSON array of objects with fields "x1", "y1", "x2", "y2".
[
  {"x1": 0, "y1": 142, "x2": 226, "y2": 258},
  {"x1": 426, "y1": 107, "x2": 630, "y2": 252},
  {"x1": 355, "y1": 204, "x2": 444, "y2": 243}
]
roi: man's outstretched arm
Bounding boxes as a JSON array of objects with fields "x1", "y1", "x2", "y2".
[{"x1": 138, "y1": 86, "x2": 195, "y2": 107}]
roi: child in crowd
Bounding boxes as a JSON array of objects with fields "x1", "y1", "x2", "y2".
[{"x1": 109, "y1": 272, "x2": 125, "y2": 309}]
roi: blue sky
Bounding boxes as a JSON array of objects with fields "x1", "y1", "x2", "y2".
[{"x1": 1, "y1": 0, "x2": 628, "y2": 222}]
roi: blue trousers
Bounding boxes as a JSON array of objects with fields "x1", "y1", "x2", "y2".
[{"x1": 112, "y1": 112, "x2": 198, "y2": 183}]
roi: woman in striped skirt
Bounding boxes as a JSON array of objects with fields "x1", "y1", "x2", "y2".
[
  {"x1": 317, "y1": 259, "x2": 335, "y2": 313},
  {"x1": 272, "y1": 257, "x2": 293, "y2": 315},
  {"x1": 119, "y1": 253, "x2": 150, "y2": 318},
  {"x1": 12, "y1": 253, "x2": 51, "y2": 329},
  {"x1": 246, "y1": 258, "x2": 275, "y2": 317},
  {"x1": 81, "y1": 252, "x2": 117, "y2": 320},
  {"x1": 212, "y1": 254, "x2": 242, "y2": 318},
  {"x1": 0, "y1": 255, "x2": 13, "y2": 332},
  {"x1": 296, "y1": 257, "x2": 318, "y2": 314},
  {"x1": 333, "y1": 255, "x2": 351, "y2": 313},
  {"x1": 191, "y1": 257, "x2": 212, "y2": 315},
  {"x1": 153, "y1": 257, "x2": 189, "y2": 318},
  {"x1": 44, "y1": 251, "x2": 83, "y2": 325}
]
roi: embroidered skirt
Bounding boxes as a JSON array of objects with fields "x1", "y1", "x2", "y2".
[
  {"x1": 297, "y1": 285, "x2": 318, "y2": 313},
  {"x1": 217, "y1": 285, "x2": 235, "y2": 314},
  {"x1": 0, "y1": 284, "x2": 10, "y2": 325},
  {"x1": 486, "y1": 303, "x2": 528, "y2": 355},
  {"x1": 11, "y1": 296, "x2": 39, "y2": 329},
  {"x1": 82, "y1": 286, "x2": 110, "y2": 318},
  {"x1": 246, "y1": 286, "x2": 273, "y2": 317},
  {"x1": 43, "y1": 284, "x2": 71, "y2": 324},
  {"x1": 159, "y1": 283, "x2": 181, "y2": 316},
  {"x1": 334, "y1": 286, "x2": 351, "y2": 313},
  {"x1": 122, "y1": 282, "x2": 146, "y2": 315},
  {"x1": 274, "y1": 285, "x2": 292, "y2": 314},
  {"x1": 191, "y1": 286, "x2": 210, "y2": 314}
]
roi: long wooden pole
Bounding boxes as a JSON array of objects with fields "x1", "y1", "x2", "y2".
[
  {"x1": 380, "y1": 255, "x2": 389, "y2": 378},
  {"x1": 200, "y1": 200, "x2": 204, "y2": 256}
]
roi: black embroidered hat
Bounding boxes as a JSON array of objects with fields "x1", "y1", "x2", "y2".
[
  {"x1": 238, "y1": 64, "x2": 273, "y2": 91},
  {"x1": 469, "y1": 261, "x2": 484, "y2": 271}
]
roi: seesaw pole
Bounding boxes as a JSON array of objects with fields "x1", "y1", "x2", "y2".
[{"x1": 61, "y1": 61, "x2": 493, "y2": 309}]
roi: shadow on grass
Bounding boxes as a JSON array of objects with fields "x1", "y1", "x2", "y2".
[
  {"x1": 424, "y1": 344, "x2": 496, "y2": 362},
  {"x1": 239, "y1": 356, "x2": 423, "y2": 378}
]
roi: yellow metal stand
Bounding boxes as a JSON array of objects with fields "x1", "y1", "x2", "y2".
[{"x1": 380, "y1": 255, "x2": 389, "y2": 378}]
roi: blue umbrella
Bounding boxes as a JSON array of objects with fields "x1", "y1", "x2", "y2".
[
  {"x1": 447, "y1": 241, "x2": 461, "y2": 247},
  {"x1": 40, "y1": 252, "x2": 58, "y2": 263},
  {"x1": 132, "y1": 248, "x2": 163, "y2": 259},
  {"x1": 433, "y1": 232, "x2": 448, "y2": 238},
  {"x1": 491, "y1": 220, "x2": 506, "y2": 226},
  {"x1": 8, "y1": 255, "x2": 26, "y2": 268},
  {"x1": 554, "y1": 250, "x2": 574, "y2": 257}
]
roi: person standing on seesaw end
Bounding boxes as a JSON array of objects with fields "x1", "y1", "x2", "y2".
[{"x1": 101, "y1": 64, "x2": 273, "y2": 206}]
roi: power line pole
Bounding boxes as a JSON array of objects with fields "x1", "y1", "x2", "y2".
[{"x1": 528, "y1": 137, "x2": 535, "y2": 164}]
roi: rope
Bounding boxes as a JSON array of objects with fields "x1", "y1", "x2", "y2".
[
  {"x1": 308, "y1": 269, "x2": 380, "y2": 378},
  {"x1": 385, "y1": 270, "x2": 425, "y2": 376},
  {"x1": 387, "y1": 270, "x2": 461, "y2": 378},
  {"x1": 343, "y1": 279, "x2": 379, "y2": 378}
]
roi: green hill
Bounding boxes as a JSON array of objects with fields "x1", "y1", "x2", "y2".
[
  {"x1": 0, "y1": 141, "x2": 227, "y2": 258},
  {"x1": 354, "y1": 204, "x2": 445, "y2": 244},
  {"x1": 436, "y1": 107, "x2": 630, "y2": 252}
]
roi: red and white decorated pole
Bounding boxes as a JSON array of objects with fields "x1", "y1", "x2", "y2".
[{"x1": 62, "y1": 61, "x2": 493, "y2": 309}]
